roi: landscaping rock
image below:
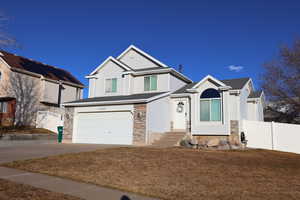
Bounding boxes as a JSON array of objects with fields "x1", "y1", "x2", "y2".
[
  {"x1": 179, "y1": 138, "x2": 193, "y2": 148},
  {"x1": 218, "y1": 144, "x2": 231, "y2": 150},
  {"x1": 207, "y1": 138, "x2": 220, "y2": 147}
]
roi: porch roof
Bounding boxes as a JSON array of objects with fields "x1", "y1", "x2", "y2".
[{"x1": 173, "y1": 77, "x2": 251, "y2": 94}]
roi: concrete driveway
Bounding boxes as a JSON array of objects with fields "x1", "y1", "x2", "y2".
[{"x1": 0, "y1": 143, "x2": 124, "y2": 164}]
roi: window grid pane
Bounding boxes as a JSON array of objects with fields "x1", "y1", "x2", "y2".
[
  {"x1": 144, "y1": 77, "x2": 150, "y2": 91},
  {"x1": 200, "y1": 100, "x2": 210, "y2": 121},
  {"x1": 211, "y1": 99, "x2": 221, "y2": 121},
  {"x1": 111, "y1": 78, "x2": 117, "y2": 93},
  {"x1": 150, "y1": 75, "x2": 157, "y2": 90},
  {"x1": 105, "y1": 79, "x2": 112, "y2": 92}
]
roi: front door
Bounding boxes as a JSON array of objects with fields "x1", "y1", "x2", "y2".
[{"x1": 173, "y1": 99, "x2": 187, "y2": 130}]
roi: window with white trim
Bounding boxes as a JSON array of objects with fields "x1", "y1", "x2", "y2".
[
  {"x1": 0, "y1": 102, "x2": 8, "y2": 113},
  {"x1": 105, "y1": 78, "x2": 117, "y2": 93},
  {"x1": 200, "y1": 89, "x2": 221, "y2": 121},
  {"x1": 144, "y1": 75, "x2": 157, "y2": 91}
]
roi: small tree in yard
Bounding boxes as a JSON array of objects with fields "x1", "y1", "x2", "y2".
[{"x1": 261, "y1": 39, "x2": 300, "y2": 124}]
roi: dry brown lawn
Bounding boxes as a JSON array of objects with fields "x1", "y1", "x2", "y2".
[
  {"x1": 0, "y1": 178, "x2": 82, "y2": 200},
  {"x1": 0, "y1": 127, "x2": 55, "y2": 134},
  {"x1": 3, "y1": 147, "x2": 300, "y2": 200}
]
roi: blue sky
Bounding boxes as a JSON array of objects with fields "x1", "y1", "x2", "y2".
[{"x1": 1, "y1": 0, "x2": 300, "y2": 96}]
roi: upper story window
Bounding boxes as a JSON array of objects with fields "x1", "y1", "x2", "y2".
[
  {"x1": 105, "y1": 78, "x2": 117, "y2": 93},
  {"x1": 200, "y1": 88, "x2": 221, "y2": 121},
  {"x1": 144, "y1": 75, "x2": 157, "y2": 91}
]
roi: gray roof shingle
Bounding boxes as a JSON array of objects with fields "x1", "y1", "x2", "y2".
[
  {"x1": 220, "y1": 77, "x2": 250, "y2": 90},
  {"x1": 173, "y1": 83, "x2": 198, "y2": 94},
  {"x1": 0, "y1": 51, "x2": 84, "y2": 86},
  {"x1": 66, "y1": 92, "x2": 167, "y2": 104},
  {"x1": 172, "y1": 77, "x2": 251, "y2": 94}
]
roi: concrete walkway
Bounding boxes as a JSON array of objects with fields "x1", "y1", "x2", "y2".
[{"x1": 0, "y1": 166, "x2": 158, "y2": 200}]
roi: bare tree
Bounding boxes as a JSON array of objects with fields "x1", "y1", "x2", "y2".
[
  {"x1": 0, "y1": 13, "x2": 16, "y2": 49},
  {"x1": 2, "y1": 72, "x2": 40, "y2": 127},
  {"x1": 261, "y1": 39, "x2": 300, "y2": 124}
]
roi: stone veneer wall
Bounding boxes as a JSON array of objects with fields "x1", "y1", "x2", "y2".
[
  {"x1": 193, "y1": 120, "x2": 241, "y2": 148},
  {"x1": 63, "y1": 107, "x2": 74, "y2": 141},
  {"x1": 133, "y1": 104, "x2": 147, "y2": 145},
  {"x1": 149, "y1": 132, "x2": 164, "y2": 144},
  {"x1": 229, "y1": 120, "x2": 240, "y2": 145}
]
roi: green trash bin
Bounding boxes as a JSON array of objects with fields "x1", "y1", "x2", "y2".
[{"x1": 57, "y1": 126, "x2": 63, "y2": 143}]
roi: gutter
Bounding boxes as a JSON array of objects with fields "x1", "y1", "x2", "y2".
[
  {"x1": 121, "y1": 68, "x2": 192, "y2": 83},
  {"x1": 170, "y1": 93, "x2": 192, "y2": 98},
  {"x1": 41, "y1": 77, "x2": 85, "y2": 88},
  {"x1": 63, "y1": 92, "x2": 171, "y2": 107}
]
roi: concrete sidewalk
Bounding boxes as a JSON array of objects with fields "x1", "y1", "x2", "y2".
[{"x1": 0, "y1": 167, "x2": 158, "y2": 200}]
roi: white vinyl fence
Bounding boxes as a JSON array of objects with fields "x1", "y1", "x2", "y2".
[
  {"x1": 36, "y1": 111, "x2": 63, "y2": 133},
  {"x1": 242, "y1": 120, "x2": 300, "y2": 154}
]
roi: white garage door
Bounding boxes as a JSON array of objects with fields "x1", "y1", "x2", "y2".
[{"x1": 74, "y1": 111, "x2": 133, "y2": 144}]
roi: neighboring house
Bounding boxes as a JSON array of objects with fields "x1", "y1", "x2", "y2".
[
  {"x1": 0, "y1": 51, "x2": 84, "y2": 127},
  {"x1": 63, "y1": 45, "x2": 264, "y2": 145}
]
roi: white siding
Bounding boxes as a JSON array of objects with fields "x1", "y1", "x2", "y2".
[
  {"x1": 43, "y1": 80, "x2": 82, "y2": 104},
  {"x1": 239, "y1": 86, "x2": 250, "y2": 121},
  {"x1": 169, "y1": 74, "x2": 187, "y2": 92},
  {"x1": 119, "y1": 49, "x2": 160, "y2": 70},
  {"x1": 92, "y1": 60, "x2": 125, "y2": 97},
  {"x1": 88, "y1": 78, "x2": 96, "y2": 98},
  {"x1": 147, "y1": 96, "x2": 171, "y2": 135},
  {"x1": 228, "y1": 94, "x2": 239, "y2": 120},
  {"x1": 43, "y1": 80, "x2": 59, "y2": 104},
  {"x1": 257, "y1": 99, "x2": 264, "y2": 121},
  {"x1": 61, "y1": 84, "x2": 78, "y2": 103},
  {"x1": 133, "y1": 73, "x2": 169, "y2": 94},
  {"x1": 190, "y1": 80, "x2": 230, "y2": 135},
  {"x1": 247, "y1": 99, "x2": 264, "y2": 121},
  {"x1": 247, "y1": 102, "x2": 257, "y2": 121}
]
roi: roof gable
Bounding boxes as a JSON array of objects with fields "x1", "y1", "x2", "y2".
[
  {"x1": 220, "y1": 77, "x2": 250, "y2": 90},
  {"x1": 173, "y1": 77, "x2": 252, "y2": 94},
  {"x1": 89, "y1": 56, "x2": 131, "y2": 76},
  {"x1": 117, "y1": 45, "x2": 168, "y2": 70},
  {"x1": 191, "y1": 75, "x2": 227, "y2": 90},
  {"x1": 0, "y1": 51, "x2": 83, "y2": 86}
]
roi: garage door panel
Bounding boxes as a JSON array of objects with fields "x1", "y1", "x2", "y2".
[{"x1": 74, "y1": 112, "x2": 133, "y2": 144}]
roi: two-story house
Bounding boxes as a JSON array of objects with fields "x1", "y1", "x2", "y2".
[
  {"x1": 0, "y1": 51, "x2": 84, "y2": 127},
  {"x1": 64, "y1": 45, "x2": 264, "y2": 146}
]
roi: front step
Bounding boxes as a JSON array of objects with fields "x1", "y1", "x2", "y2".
[{"x1": 151, "y1": 132, "x2": 186, "y2": 147}]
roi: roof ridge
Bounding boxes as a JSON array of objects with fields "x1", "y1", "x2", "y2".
[
  {"x1": 0, "y1": 50, "x2": 67, "y2": 71},
  {"x1": 0, "y1": 50, "x2": 83, "y2": 86}
]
